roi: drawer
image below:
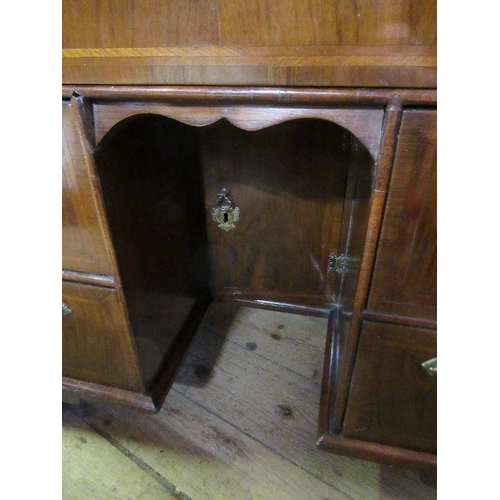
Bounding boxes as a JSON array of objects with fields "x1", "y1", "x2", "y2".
[
  {"x1": 343, "y1": 321, "x2": 436, "y2": 453},
  {"x1": 62, "y1": 281, "x2": 143, "y2": 391},
  {"x1": 368, "y1": 109, "x2": 436, "y2": 321},
  {"x1": 62, "y1": 100, "x2": 115, "y2": 276}
]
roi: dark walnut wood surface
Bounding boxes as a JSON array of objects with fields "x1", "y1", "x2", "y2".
[
  {"x1": 62, "y1": 0, "x2": 437, "y2": 470},
  {"x1": 368, "y1": 110, "x2": 437, "y2": 322},
  {"x1": 62, "y1": 281, "x2": 143, "y2": 392},
  {"x1": 91, "y1": 103, "x2": 383, "y2": 314},
  {"x1": 62, "y1": 100, "x2": 116, "y2": 276},
  {"x1": 343, "y1": 321, "x2": 437, "y2": 454},
  {"x1": 61, "y1": 81, "x2": 437, "y2": 466},
  {"x1": 62, "y1": 0, "x2": 436, "y2": 87}
]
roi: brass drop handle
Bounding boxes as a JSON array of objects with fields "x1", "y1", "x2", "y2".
[
  {"x1": 421, "y1": 357, "x2": 437, "y2": 376},
  {"x1": 62, "y1": 301, "x2": 72, "y2": 318},
  {"x1": 217, "y1": 187, "x2": 233, "y2": 210},
  {"x1": 211, "y1": 187, "x2": 240, "y2": 232}
]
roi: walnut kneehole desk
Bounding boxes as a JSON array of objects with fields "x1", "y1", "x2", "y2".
[{"x1": 62, "y1": 0, "x2": 437, "y2": 469}]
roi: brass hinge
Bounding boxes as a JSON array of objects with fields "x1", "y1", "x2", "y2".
[{"x1": 327, "y1": 253, "x2": 352, "y2": 276}]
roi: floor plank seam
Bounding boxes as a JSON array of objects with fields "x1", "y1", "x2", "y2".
[
  {"x1": 86, "y1": 421, "x2": 192, "y2": 500},
  {"x1": 170, "y1": 387, "x2": 356, "y2": 500},
  {"x1": 210, "y1": 329, "x2": 324, "y2": 387}
]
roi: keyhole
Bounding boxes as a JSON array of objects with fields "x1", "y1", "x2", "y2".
[{"x1": 223, "y1": 212, "x2": 229, "y2": 222}]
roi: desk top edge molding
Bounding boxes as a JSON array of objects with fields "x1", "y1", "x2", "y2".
[{"x1": 62, "y1": 85, "x2": 437, "y2": 106}]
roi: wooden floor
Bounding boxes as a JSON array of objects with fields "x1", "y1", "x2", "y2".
[{"x1": 62, "y1": 302, "x2": 437, "y2": 499}]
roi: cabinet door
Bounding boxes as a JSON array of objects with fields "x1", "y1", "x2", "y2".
[
  {"x1": 368, "y1": 109, "x2": 436, "y2": 320},
  {"x1": 62, "y1": 281, "x2": 143, "y2": 391},
  {"x1": 62, "y1": 101, "x2": 115, "y2": 275},
  {"x1": 343, "y1": 321, "x2": 436, "y2": 453}
]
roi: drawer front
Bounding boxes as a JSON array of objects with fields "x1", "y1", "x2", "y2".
[
  {"x1": 62, "y1": 281, "x2": 142, "y2": 391},
  {"x1": 368, "y1": 109, "x2": 436, "y2": 321},
  {"x1": 343, "y1": 321, "x2": 436, "y2": 453},
  {"x1": 62, "y1": 100, "x2": 115, "y2": 275}
]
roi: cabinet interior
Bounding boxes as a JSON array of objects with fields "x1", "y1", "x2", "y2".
[{"x1": 93, "y1": 114, "x2": 374, "y2": 388}]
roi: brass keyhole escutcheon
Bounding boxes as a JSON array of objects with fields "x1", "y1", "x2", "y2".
[{"x1": 211, "y1": 188, "x2": 240, "y2": 232}]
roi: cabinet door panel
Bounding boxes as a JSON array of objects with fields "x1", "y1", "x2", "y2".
[
  {"x1": 62, "y1": 101, "x2": 115, "y2": 275},
  {"x1": 199, "y1": 119, "x2": 351, "y2": 306},
  {"x1": 368, "y1": 109, "x2": 436, "y2": 320},
  {"x1": 62, "y1": 281, "x2": 143, "y2": 391},
  {"x1": 343, "y1": 321, "x2": 436, "y2": 453}
]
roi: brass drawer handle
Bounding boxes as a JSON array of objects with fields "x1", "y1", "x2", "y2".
[
  {"x1": 421, "y1": 357, "x2": 437, "y2": 376},
  {"x1": 62, "y1": 301, "x2": 72, "y2": 318}
]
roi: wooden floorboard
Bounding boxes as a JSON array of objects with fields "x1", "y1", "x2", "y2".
[
  {"x1": 62, "y1": 409, "x2": 182, "y2": 499},
  {"x1": 198, "y1": 302, "x2": 327, "y2": 383},
  {"x1": 62, "y1": 302, "x2": 437, "y2": 499}
]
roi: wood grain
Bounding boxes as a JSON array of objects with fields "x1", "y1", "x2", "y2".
[
  {"x1": 92, "y1": 106, "x2": 381, "y2": 312},
  {"x1": 62, "y1": 100, "x2": 116, "y2": 275},
  {"x1": 65, "y1": 394, "x2": 351, "y2": 500},
  {"x1": 342, "y1": 321, "x2": 437, "y2": 453},
  {"x1": 61, "y1": 0, "x2": 438, "y2": 470},
  {"x1": 334, "y1": 136, "x2": 375, "y2": 342},
  {"x1": 218, "y1": 0, "x2": 436, "y2": 46},
  {"x1": 62, "y1": 53, "x2": 436, "y2": 88},
  {"x1": 63, "y1": 305, "x2": 437, "y2": 498},
  {"x1": 94, "y1": 114, "x2": 209, "y2": 297},
  {"x1": 368, "y1": 109, "x2": 437, "y2": 320},
  {"x1": 328, "y1": 102, "x2": 404, "y2": 434},
  {"x1": 62, "y1": 83, "x2": 435, "y2": 463},
  {"x1": 193, "y1": 301, "x2": 328, "y2": 382},
  {"x1": 62, "y1": 1, "x2": 436, "y2": 87},
  {"x1": 92, "y1": 113, "x2": 212, "y2": 403},
  {"x1": 62, "y1": 0, "x2": 219, "y2": 48},
  {"x1": 63, "y1": 377, "x2": 157, "y2": 413},
  {"x1": 62, "y1": 281, "x2": 143, "y2": 392},
  {"x1": 63, "y1": 410, "x2": 180, "y2": 499},
  {"x1": 92, "y1": 102, "x2": 384, "y2": 159},
  {"x1": 63, "y1": 0, "x2": 436, "y2": 48},
  {"x1": 62, "y1": 46, "x2": 436, "y2": 64},
  {"x1": 176, "y1": 324, "x2": 323, "y2": 459},
  {"x1": 315, "y1": 135, "x2": 376, "y2": 443},
  {"x1": 318, "y1": 432, "x2": 437, "y2": 469},
  {"x1": 68, "y1": 85, "x2": 437, "y2": 106},
  {"x1": 199, "y1": 118, "x2": 349, "y2": 304}
]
